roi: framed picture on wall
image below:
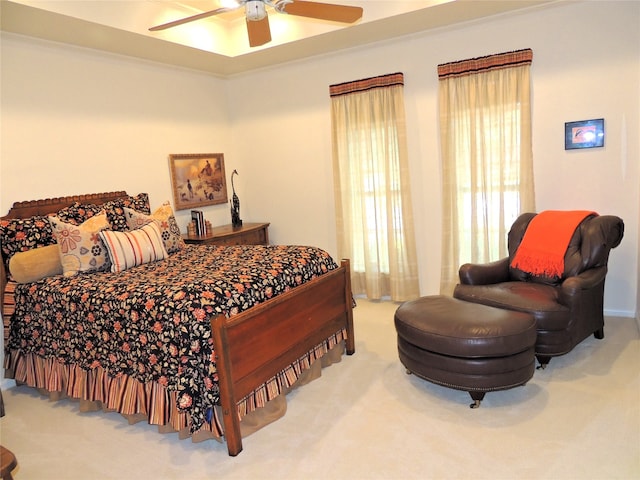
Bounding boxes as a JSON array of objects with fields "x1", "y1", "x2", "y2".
[
  {"x1": 169, "y1": 153, "x2": 228, "y2": 210},
  {"x1": 564, "y1": 118, "x2": 605, "y2": 150}
]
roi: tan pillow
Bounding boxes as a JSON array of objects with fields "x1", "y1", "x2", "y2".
[{"x1": 9, "y1": 245, "x2": 63, "y2": 283}]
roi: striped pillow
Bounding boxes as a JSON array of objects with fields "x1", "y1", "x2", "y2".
[{"x1": 99, "y1": 222, "x2": 168, "y2": 273}]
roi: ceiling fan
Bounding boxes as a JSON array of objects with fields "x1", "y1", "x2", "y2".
[{"x1": 149, "y1": 0, "x2": 363, "y2": 48}]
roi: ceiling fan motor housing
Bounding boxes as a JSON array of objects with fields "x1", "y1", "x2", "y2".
[{"x1": 246, "y1": 1, "x2": 267, "y2": 21}]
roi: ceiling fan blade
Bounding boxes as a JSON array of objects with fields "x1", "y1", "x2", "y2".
[
  {"x1": 149, "y1": 7, "x2": 233, "y2": 31},
  {"x1": 247, "y1": 16, "x2": 272, "y2": 47},
  {"x1": 281, "y1": 1, "x2": 363, "y2": 23}
]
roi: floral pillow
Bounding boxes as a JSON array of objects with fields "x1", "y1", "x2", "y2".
[
  {"x1": 55, "y1": 193, "x2": 151, "y2": 231},
  {"x1": 49, "y1": 212, "x2": 111, "y2": 277},
  {"x1": 103, "y1": 193, "x2": 151, "y2": 231},
  {"x1": 0, "y1": 215, "x2": 56, "y2": 271},
  {"x1": 55, "y1": 202, "x2": 103, "y2": 225},
  {"x1": 124, "y1": 202, "x2": 185, "y2": 253}
]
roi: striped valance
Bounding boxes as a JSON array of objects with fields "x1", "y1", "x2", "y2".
[
  {"x1": 438, "y1": 49, "x2": 532, "y2": 79},
  {"x1": 330, "y1": 72, "x2": 403, "y2": 97}
]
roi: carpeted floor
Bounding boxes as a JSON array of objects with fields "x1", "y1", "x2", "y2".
[{"x1": 1, "y1": 299, "x2": 638, "y2": 479}]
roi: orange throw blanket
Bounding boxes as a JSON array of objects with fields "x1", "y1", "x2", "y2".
[{"x1": 511, "y1": 210, "x2": 596, "y2": 277}]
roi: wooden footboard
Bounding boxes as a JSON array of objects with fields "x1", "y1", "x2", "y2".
[{"x1": 211, "y1": 259, "x2": 354, "y2": 456}]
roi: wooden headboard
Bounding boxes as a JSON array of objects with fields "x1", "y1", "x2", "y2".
[
  {"x1": 1, "y1": 191, "x2": 131, "y2": 307},
  {"x1": 1, "y1": 191, "x2": 129, "y2": 219}
]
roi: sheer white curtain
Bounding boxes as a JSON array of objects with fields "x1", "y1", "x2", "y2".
[
  {"x1": 330, "y1": 73, "x2": 419, "y2": 301},
  {"x1": 438, "y1": 49, "x2": 536, "y2": 295}
]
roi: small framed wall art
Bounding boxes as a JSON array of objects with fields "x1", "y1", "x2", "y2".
[
  {"x1": 564, "y1": 118, "x2": 605, "y2": 150},
  {"x1": 169, "y1": 153, "x2": 228, "y2": 210}
]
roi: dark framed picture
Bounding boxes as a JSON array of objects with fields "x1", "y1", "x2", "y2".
[
  {"x1": 169, "y1": 153, "x2": 228, "y2": 210},
  {"x1": 564, "y1": 118, "x2": 605, "y2": 150}
]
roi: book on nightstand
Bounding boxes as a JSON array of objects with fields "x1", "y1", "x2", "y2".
[{"x1": 191, "y1": 210, "x2": 205, "y2": 236}]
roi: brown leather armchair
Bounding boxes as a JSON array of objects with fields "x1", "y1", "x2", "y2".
[{"x1": 453, "y1": 212, "x2": 624, "y2": 368}]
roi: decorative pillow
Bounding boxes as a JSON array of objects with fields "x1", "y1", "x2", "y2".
[
  {"x1": 55, "y1": 202, "x2": 104, "y2": 225},
  {"x1": 124, "y1": 202, "x2": 185, "y2": 253},
  {"x1": 99, "y1": 222, "x2": 168, "y2": 273},
  {"x1": 55, "y1": 193, "x2": 151, "y2": 231},
  {"x1": 103, "y1": 193, "x2": 151, "y2": 231},
  {"x1": 49, "y1": 213, "x2": 111, "y2": 277},
  {"x1": 9, "y1": 245, "x2": 63, "y2": 283},
  {"x1": 0, "y1": 215, "x2": 56, "y2": 271}
]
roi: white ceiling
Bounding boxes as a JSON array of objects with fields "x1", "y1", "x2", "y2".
[{"x1": 1, "y1": 0, "x2": 558, "y2": 76}]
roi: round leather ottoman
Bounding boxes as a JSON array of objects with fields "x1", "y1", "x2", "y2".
[{"x1": 394, "y1": 295, "x2": 536, "y2": 407}]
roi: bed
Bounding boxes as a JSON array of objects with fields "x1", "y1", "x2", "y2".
[{"x1": 0, "y1": 190, "x2": 355, "y2": 456}]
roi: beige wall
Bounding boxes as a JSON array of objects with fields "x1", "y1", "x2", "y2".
[
  {"x1": 1, "y1": 1, "x2": 638, "y2": 317},
  {"x1": 0, "y1": 36, "x2": 234, "y2": 227},
  {"x1": 226, "y1": 1, "x2": 639, "y2": 316}
]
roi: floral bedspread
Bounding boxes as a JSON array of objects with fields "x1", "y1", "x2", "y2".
[{"x1": 7, "y1": 244, "x2": 338, "y2": 432}]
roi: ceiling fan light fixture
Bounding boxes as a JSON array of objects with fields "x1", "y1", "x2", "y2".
[{"x1": 246, "y1": 1, "x2": 267, "y2": 22}]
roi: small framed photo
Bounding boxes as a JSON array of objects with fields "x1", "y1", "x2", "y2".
[
  {"x1": 169, "y1": 153, "x2": 228, "y2": 210},
  {"x1": 564, "y1": 118, "x2": 604, "y2": 150}
]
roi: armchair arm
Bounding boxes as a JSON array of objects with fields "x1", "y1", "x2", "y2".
[
  {"x1": 458, "y1": 257, "x2": 510, "y2": 285},
  {"x1": 558, "y1": 266, "x2": 607, "y2": 304}
]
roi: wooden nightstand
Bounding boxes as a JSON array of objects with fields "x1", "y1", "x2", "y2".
[{"x1": 183, "y1": 222, "x2": 270, "y2": 246}]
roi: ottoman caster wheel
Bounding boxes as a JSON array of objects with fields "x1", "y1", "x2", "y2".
[
  {"x1": 405, "y1": 368, "x2": 412, "y2": 375},
  {"x1": 469, "y1": 392, "x2": 485, "y2": 409},
  {"x1": 536, "y1": 355, "x2": 551, "y2": 370}
]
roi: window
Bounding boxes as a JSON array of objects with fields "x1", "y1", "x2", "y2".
[
  {"x1": 330, "y1": 73, "x2": 419, "y2": 301},
  {"x1": 438, "y1": 50, "x2": 536, "y2": 294}
]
